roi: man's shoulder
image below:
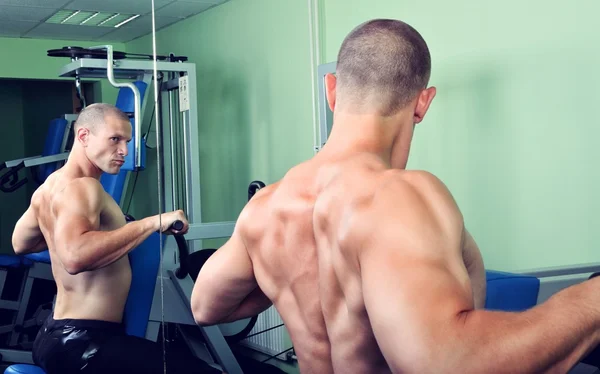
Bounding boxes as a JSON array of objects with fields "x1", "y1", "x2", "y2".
[
  {"x1": 348, "y1": 169, "x2": 464, "y2": 251},
  {"x1": 378, "y1": 170, "x2": 459, "y2": 210},
  {"x1": 50, "y1": 177, "x2": 106, "y2": 213}
]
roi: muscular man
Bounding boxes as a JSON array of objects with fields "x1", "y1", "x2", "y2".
[
  {"x1": 191, "y1": 18, "x2": 600, "y2": 373},
  {"x1": 12, "y1": 103, "x2": 220, "y2": 374}
]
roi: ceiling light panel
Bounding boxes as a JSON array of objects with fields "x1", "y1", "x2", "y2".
[{"x1": 45, "y1": 9, "x2": 140, "y2": 28}]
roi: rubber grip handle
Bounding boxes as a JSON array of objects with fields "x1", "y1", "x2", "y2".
[{"x1": 171, "y1": 220, "x2": 184, "y2": 231}]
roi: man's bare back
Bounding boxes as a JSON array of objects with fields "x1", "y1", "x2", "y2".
[
  {"x1": 239, "y1": 154, "x2": 478, "y2": 373},
  {"x1": 32, "y1": 170, "x2": 131, "y2": 322}
]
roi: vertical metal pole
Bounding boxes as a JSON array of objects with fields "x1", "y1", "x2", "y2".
[
  {"x1": 181, "y1": 106, "x2": 191, "y2": 217},
  {"x1": 168, "y1": 74, "x2": 178, "y2": 210},
  {"x1": 88, "y1": 45, "x2": 142, "y2": 169}
]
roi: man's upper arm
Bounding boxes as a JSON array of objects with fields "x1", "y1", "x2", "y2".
[
  {"x1": 358, "y1": 172, "x2": 473, "y2": 372},
  {"x1": 52, "y1": 179, "x2": 103, "y2": 267},
  {"x1": 191, "y1": 229, "x2": 257, "y2": 323},
  {"x1": 462, "y1": 229, "x2": 486, "y2": 309}
]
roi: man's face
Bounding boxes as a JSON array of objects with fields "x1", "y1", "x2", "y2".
[{"x1": 86, "y1": 115, "x2": 132, "y2": 175}]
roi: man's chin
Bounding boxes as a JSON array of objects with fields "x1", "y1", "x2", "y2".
[{"x1": 103, "y1": 167, "x2": 121, "y2": 175}]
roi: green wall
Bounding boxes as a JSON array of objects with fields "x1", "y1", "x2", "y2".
[
  {"x1": 0, "y1": 79, "x2": 79, "y2": 255},
  {"x1": 128, "y1": 0, "x2": 600, "y2": 273},
  {"x1": 324, "y1": 0, "x2": 600, "y2": 272},
  {"x1": 0, "y1": 81, "x2": 26, "y2": 255},
  {"x1": 126, "y1": 0, "x2": 315, "y2": 226},
  {"x1": 0, "y1": 35, "x2": 127, "y2": 255}
]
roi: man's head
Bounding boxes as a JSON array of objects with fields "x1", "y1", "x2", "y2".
[
  {"x1": 73, "y1": 103, "x2": 132, "y2": 175},
  {"x1": 325, "y1": 19, "x2": 436, "y2": 167}
]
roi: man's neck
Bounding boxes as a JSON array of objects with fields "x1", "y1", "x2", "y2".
[
  {"x1": 318, "y1": 112, "x2": 410, "y2": 165},
  {"x1": 63, "y1": 147, "x2": 102, "y2": 180}
]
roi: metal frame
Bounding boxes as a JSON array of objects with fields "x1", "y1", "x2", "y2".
[{"x1": 316, "y1": 61, "x2": 337, "y2": 152}]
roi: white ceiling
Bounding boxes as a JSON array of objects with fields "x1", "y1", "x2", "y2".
[{"x1": 0, "y1": 0, "x2": 230, "y2": 43}]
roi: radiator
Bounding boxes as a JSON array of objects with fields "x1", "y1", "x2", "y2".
[{"x1": 240, "y1": 305, "x2": 291, "y2": 361}]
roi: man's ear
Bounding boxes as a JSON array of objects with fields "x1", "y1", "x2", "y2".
[
  {"x1": 76, "y1": 127, "x2": 90, "y2": 147},
  {"x1": 414, "y1": 86, "x2": 436, "y2": 124},
  {"x1": 325, "y1": 73, "x2": 337, "y2": 112}
]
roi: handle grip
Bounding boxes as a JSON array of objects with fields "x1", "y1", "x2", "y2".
[{"x1": 170, "y1": 220, "x2": 184, "y2": 231}]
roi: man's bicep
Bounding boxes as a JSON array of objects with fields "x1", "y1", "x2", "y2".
[
  {"x1": 52, "y1": 185, "x2": 101, "y2": 257},
  {"x1": 361, "y1": 247, "x2": 473, "y2": 372},
  {"x1": 463, "y1": 229, "x2": 486, "y2": 309},
  {"x1": 192, "y1": 232, "x2": 257, "y2": 321},
  {"x1": 202, "y1": 233, "x2": 255, "y2": 293}
]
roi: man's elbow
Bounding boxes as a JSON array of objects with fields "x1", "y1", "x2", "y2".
[
  {"x1": 191, "y1": 299, "x2": 221, "y2": 326},
  {"x1": 61, "y1": 252, "x2": 87, "y2": 275}
]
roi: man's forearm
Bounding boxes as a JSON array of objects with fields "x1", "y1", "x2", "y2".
[
  {"x1": 12, "y1": 208, "x2": 46, "y2": 255},
  {"x1": 444, "y1": 277, "x2": 600, "y2": 373},
  {"x1": 65, "y1": 217, "x2": 158, "y2": 274}
]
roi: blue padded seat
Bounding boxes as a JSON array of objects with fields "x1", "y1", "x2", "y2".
[
  {"x1": 485, "y1": 270, "x2": 540, "y2": 311},
  {"x1": 4, "y1": 365, "x2": 46, "y2": 374},
  {"x1": 36, "y1": 118, "x2": 69, "y2": 183},
  {"x1": 24, "y1": 252, "x2": 50, "y2": 265},
  {"x1": 0, "y1": 255, "x2": 33, "y2": 268},
  {"x1": 100, "y1": 80, "x2": 148, "y2": 204}
]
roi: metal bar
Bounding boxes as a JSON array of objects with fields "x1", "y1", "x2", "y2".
[
  {"x1": 88, "y1": 45, "x2": 142, "y2": 169},
  {"x1": 316, "y1": 61, "x2": 337, "y2": 151},
  {"x1": 59, "y1": 58, "x2": 195, "y2": 78},
  {"x1": 185, "y1": 222, "x2": 235, "y2": 241},
  {"x1": 185, "y1": 68, "x2": 202, "y2": 251},
  {"x1": 181, "y1": 96, "x2": 191, "y2": 218},
  {"x1": 4, "y1": 155, "x2": 40, "y2": 168},
  {"x1": 9, "y1": 276, "x2": 34, "y2": 346},
  {"x1": 0, "y1": 300, "x2": 20, "y2": 310},
  {"x1": 519, "y1": 262, "x2": 600, "y2": 278},
  {"x1": 23, "y1": 153, "x2": 69, "y2": 167},
  {"x1": 0, "y1": 349, "x2": 34, "y2": 364},
  {"x1": 169, "y1": 85, "x2": 178, "y2": 209},
  {"x1": 167, "y1": 270, "x2": 243, "y2": 374}
]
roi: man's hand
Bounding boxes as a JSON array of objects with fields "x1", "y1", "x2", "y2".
[{"x1": 156, "y1": 210, "x2": 189, "y2": 235}]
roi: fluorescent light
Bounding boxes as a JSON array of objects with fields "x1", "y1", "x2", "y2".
[
  {"x1": 98, "y1": 13, "x2": 120, "y2": 26},
  {"x1": 80, "y1": 12, "x2": 99, "y2": 25},
  {"x1": 114, "y1": 14, "x2": 140, "y2": 28},
  {"x1": 46, "y1": 10, "x2": 139, "y2": 28},
  {"x1": 61, "y1": 10, "x2": 80, "y2": 24}
]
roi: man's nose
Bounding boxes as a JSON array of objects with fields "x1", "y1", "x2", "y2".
[{"x1": 119, "y1": 144, "x2": 128, "y2": 157}]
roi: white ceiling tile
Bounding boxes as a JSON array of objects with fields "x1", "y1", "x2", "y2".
[
  {"x1": 97, "y1": 27, "x2": 150, "y2": 43},
  {"x1": 0, "y1": 5, "x2": 56, "y2": 22},
  {"x1": 66, "y1": 0, "x2": 175, "y2": 15},
  {"x1": 24, "y1": 23, "x2": 113, "y2": 40},
  {"x1": 155, "y1": 1, "x2": 214, "y2": 19},
  {"x1": 0, "y1": 19, "x2": 38, "y2": 36},
  {"x1": 0, "y1": 0, "x2": 70, "y2": 8}
]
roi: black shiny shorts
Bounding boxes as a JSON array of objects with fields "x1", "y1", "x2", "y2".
[{"x1": 32, "y1": 314, "x2": 220, "y2": 374}]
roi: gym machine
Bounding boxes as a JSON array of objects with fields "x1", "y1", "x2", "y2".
[{"x1": 50, "y1": 45, "x2": 260, "y2": 373}]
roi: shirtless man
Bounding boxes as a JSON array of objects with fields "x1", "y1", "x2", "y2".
[
  {"x1": 191, "y1": 18, "x2": 600, "y2": 374},
  {"x1": 12, "y1": 103, "x2": 220, "y2": 374}
]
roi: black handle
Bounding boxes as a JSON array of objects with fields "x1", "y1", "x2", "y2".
[
  {"x1": 174, "y1": 234, "x2": 189, "y2": 279},
  {"x1": 170, "y1": 220, "x2": 189, "y2": 279},
  {"x1": 248, "y1": 180, "x2": 265, "y2": 201},
  {"x1": 170, "y1": 220, "x2": 184, "y2": 231}
]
